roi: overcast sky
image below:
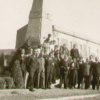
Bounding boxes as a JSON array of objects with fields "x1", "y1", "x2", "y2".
[{"x1": 0, "y1": 0, "x2": 100, "y2": 49}]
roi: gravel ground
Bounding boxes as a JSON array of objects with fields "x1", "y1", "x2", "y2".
[
  {"x1": 76, "y1": 95, "x2": 100, "y2": 100},
  {"x1": 0, "y1": 88, "x2": 99, "y2": 100}
]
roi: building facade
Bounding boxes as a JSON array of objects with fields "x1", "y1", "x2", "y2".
[
  {"x1": 16, "y1": 0, "x2": 100, "y2": 59},
  {"x1": 52, "y1": 25, "x2": 100, "y2": 58}
]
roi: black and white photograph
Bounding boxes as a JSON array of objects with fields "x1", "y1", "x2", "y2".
[{"x1": 0, "y1": 0, "x2": 100, "y2": 100}]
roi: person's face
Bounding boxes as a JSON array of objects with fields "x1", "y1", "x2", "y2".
[
  {"x1": 60, "y1": 54, "x2": 64, "y2": 59},
  {"x1": 21, "y1": 49, "x2": 25, "y2": 54},
  {"x1": 89, "y1": 55, "x2": 93, "y2": 61},
  {"x1": 50, "y1": 41, "x2": 53, "y2": 45},
  {"x1": 50, "y1": 52, "x2": 54, "y2": 57},
  {"x1": 63, "y1": 44, "x2": 66, "y2": 47},
  {"x1": 27, "y1": 40, "x2": 31, "y2": 46},
  {"x1": 73, "y1": 58, "x2": 77, "y2": 62},
  {"x1": 64, "y1": 55, "x2": 68, "y2": 61},
  {"x1": 40, "y1": 51, "x2": 44, "y2": 57},
  {"x1": 34, "y1": 50, "x2": 39, "y2": 57}
]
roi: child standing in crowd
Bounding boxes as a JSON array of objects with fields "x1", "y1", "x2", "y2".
[
  {"x1": 78, "y1": 57, "x2": 84, "y2": 89},
  {"x1": 45, "y1": 52, "x2": 55, "y2": 89}
]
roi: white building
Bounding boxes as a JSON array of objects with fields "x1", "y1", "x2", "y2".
[
  {"x1": 52, "y1": 25, "x2": 100, "y2": 58},
  {"x1": 16, "y1": 0, "x2": 100, "y2": 59}
]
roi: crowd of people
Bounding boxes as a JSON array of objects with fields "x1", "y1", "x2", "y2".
[{"x1": 11, "y1": 34, "x2": 100, "y2": 91}]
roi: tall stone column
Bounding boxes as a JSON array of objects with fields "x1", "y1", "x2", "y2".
[{"x1": 25, "y1": 0, "x2": 52, "y2": 47}]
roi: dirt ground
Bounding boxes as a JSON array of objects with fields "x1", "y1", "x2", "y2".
[{"x1": 0, "y1": 88, "x2": 99, "y2": 100}]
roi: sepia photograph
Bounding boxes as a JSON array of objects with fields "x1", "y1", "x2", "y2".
[{"x1": 0, "y1": 0, "x2": 100, "y2": 100}]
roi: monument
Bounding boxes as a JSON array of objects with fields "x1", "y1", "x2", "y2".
[{"x1": 16, "y1": 0, "x2": 52, "y2": 49}]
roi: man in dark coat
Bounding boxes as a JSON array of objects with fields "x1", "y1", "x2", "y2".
[
  {"x1": 70, "y1": 44, "x2": 80, "y2": 59},
  {"x1": 28, "y1": 49, "x2": 39, "y2": 91},
  {"x1": 91, "y1": 57, "x2": 100, "y2": 90},
  {"x1": 69, "y1": 44, "x2": 80, "y2": 88},
  {"x1": 59, "y1": 54, "x2": 69, "y2": 88},
  {"x1": 60, "y1": 44, "x2": 69, "y2": 56},
  {"x1": 22, "y1": 44, "x2": 33, "y2": 89},
  {"x1": 77, "y1": 57, "x2": 84, "y2": 89},
  {"x1": 69, "y1": 58, "x2": 79, "y2": 88}
]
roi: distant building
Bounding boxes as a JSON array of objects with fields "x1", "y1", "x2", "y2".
[
  {"x1": 0, "y1": 49, "x2": 15, "y2": 55},
  {"x1": 0, "y1": 49, "x2": 15, "y2": 67},
  {"x1": 16, "y1": 0, "x2": 100, "y2": 58},
  {"x1": 52, "y1": 26, "x2": 100, "y2": 58}
]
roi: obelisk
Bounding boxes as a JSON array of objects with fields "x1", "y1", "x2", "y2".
[{"x1": 25, "y1": 0, "x2": 52, "y2": 47}]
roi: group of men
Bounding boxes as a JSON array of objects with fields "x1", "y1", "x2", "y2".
[{"x1": 11, "y1": 34, "x2": 100, "y2": 91}]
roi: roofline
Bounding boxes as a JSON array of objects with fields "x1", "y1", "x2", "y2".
[
  {"x1": 52, "y1": 25, "x2": 100, "y2": 46},
  {"x1": 0, "y1": 49, "x2": 16, "y2": 51}
]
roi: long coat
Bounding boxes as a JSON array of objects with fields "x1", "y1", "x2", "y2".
[
  {"x1": 83, "y1": 62, "x2": 91, "y2": 76},
  {"x1": 91, "y1": 62, "x2": 100, "y2": 77},
  {"x1": 27, "y1": 56, "x2": 39, "y2": 89},
  {"x1": 69, "y1": 60, "x2": 78, "y2": 87},
  {"x1": 90, "y1": 61, "x2": 100, "y2": 90},
  {"x1": 45, "y1": 56, "x2": 54, "y2": 88}
]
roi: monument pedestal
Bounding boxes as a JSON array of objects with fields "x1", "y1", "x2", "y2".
[
  {"x1": 25, "y1": 0, "x2": 52, "y2": 47},
  {"x1": 16, "y1": 0, "x2": 52, "y2": 48}
]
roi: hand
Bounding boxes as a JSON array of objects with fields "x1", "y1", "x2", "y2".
[{"x1": 52, "y1": 63, "x2": 55, "y2": 66}]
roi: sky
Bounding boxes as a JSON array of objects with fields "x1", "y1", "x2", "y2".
[{"x1": 0, "y1": 0, "x2": 100, "y2": 49}]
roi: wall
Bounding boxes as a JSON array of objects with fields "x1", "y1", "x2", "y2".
[
  {"x1": 16, "y1": 25, "x2": 28, "y2": 49},
  {"x1": 53, "y1": 26, "x2": 100, "y2": 58}
]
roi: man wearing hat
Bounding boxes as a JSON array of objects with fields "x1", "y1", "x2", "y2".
[{"x1": 70, "y1": 44, "x2": 80, "y2": 88}]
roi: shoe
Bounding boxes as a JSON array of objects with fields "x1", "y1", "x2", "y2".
[
  {"x1": 97, "y1": 87, "x2": 99, "y2": 90},
  {"x1": 64, "y1": 87, "x2": 67, "y2": 89},
  {"x1": 48, "y1": 87, "x2": 51, "y2": 89},
  {"x1": 29, "y1": 88, "x2": 34, "y2": 92}
]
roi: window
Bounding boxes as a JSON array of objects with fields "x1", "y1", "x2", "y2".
[
  {"x1": 83, "y1": 44, "x2": 87, "y2": 57},
  {"x1": 79, "y1": 44, "x2": 82, "y2": 56},
  {"x1": 97, "y1": 49, "x2": 99, "y2": 57},
  {"x1": 87, "y1": 47, "x2": 90, "y2": 57},
  {"x1": 69, "y1": 41, "x2": 73, "y2": 50}
]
